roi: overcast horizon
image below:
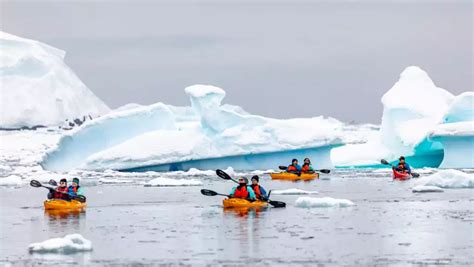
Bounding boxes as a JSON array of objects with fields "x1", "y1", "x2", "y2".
[{"x1": 1, "y1": 0, "x2": 472, "y2": 123}]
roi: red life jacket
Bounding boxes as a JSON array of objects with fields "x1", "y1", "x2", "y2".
[
  {"x1": 54, "y1": 186, "x2": 68, "y2": 199},
  {"x1": 233, "y1": 185, "x2": 249, "y2": 199},
  {"x1": 251, "y1": 184, "x2": 262, "y2": 199},
  {"x1": 287, "y1": 165, "x2": 297, "y2": 172},
  {"x1": 302, "y1": 164, "x2": 311, "y2": 172}
]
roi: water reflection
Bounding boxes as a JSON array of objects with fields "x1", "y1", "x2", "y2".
[{"x1": 44, "y1": 209, "x2": 86, "y2": 233}]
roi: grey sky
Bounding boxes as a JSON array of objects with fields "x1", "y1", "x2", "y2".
[{"x1": 1, "y1": 0, "x2": 472, "y2": 123}]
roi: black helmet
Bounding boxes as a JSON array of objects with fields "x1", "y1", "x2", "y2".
[
  {"x1": 399, "y1": 156, "x2": 405, "y2": 160},
  {"x1": 292, "y1": 158, "x2": 298, "y2": 164},
  {"x1": 60, "y1": 178, "x2": 67, "y2": 183}
]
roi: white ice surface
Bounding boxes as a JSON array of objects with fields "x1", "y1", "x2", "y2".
[
  {"x1": 295, "y1": 197, "x2": 355, "y2": 208},
  {"x1": 144, "y1": 177, "x2": 203, "y2": 187},
  {"x1": 0, "y1": 31, "x2": 109, "y2": 128},
  {"x1": 0, "y1": 175, "x2": 23, "y2": 186},
  {"x1": 413, "y1": 169, "x2": 474, "y2": 189},
  {"x1": 271, "y1": 188, "x2": 318, "y2": 195},
  {"x1": 411, "y1": 185, "x2": 444, "y2": 193},
  {"x1": 28, "y1": 234, "x2": 92, "y2": 253}
]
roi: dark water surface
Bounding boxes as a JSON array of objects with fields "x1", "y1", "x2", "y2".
[{"x1": 1, "y1": 170, "x2": 473, "y2": 266}]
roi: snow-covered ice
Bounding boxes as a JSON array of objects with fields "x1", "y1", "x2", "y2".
[
  {"x1": 295, "y1": 197, "x2": 355, "y2": 208},
  {"x1": 271, "y1": 188, "x2": 318, "y2": 195},
  {"x1": 28, "y1": 234, "x2": 92, "y2": 254},
  {"x1": 0, "y1": 175, "x2": 23, "y2": 186},
  {"x1": 144, "y1": 177, "x2": 203, "y2": 187},
  {"x1": 413, "y1": 169, "x2": 474, "y2": 189},
  {"x1": 411, "y1": 185, "x2": 444, "y2": 193},
  {"x1": 42, "y1": 84, "x2": 360, "y2": 172},
  {"x1": 0, "y1": 31, "x2": 109, "y2": 128}
]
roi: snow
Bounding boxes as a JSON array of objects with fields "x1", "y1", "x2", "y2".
[
  {"x1": 28, "y1": 234, "x2": 92, "y2": 253},
  {"x1": 413, "y1": 169, "x2": 474, "y2": 189},
  {"x1": 98, "y1": 178, "x2": 134, "y2": 184},
  {"x1": 411, "y1": 185, "x2": 444, "y2": 193},
  {"x1": 0, "y1": 31, "x2": 110, "y2": 128},
  {"x1": 332, "y1": 66, "x2": 454, "y2": 168},
  {"x1": 295, "y1": 197, "x2": 354, "y2": 208},
  {"x1": 42, "y1": 84, "x2": 354, "y2": 172},
  {"x1": 271, "y1": 188, "x2": 318, "y2": 195},
  {"x1": 144, "y1": 177, "x2": 203, "y2": 187}
]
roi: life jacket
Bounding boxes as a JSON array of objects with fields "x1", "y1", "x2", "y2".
[
  {"x1": 68, "y1": 185, "x2": 80, "y2": 194},
  {"x1": 54, "y1": 186, "x2": 69, "y2": 199},
  {"x1": 302, "y1": 164, "x2": 311, "y2": 172},
  {"x1": 251, "y1": 184, "x2": 262, "y2": 199},
  {"x1": 287, "y1": 165, "x2": 297, "y2": 172},
  {"x1": 233, "y1": 185, "x2": 249, "y2": 199}
]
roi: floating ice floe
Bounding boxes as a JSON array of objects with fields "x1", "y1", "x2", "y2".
[
  {"x1": 271, "y1": 188, "x2": 318, "y2": 195},
  {"x1": 144, "y1": 177, "x2": 203, "y2": 187},
  {"x1": 98, "y1": 178, "x2": 134, "y2": 184},
  {"x1": 295, "y1": 197, "x2": 354, "y2": 208},
  {"x1": 28, "y1": 234, "x2": 92, "y2": 253},
  {"x1": 0, "y1": 31, "x2": 109, "y2": 129},
  {"x1": 413, "y1": 169, "x2": 474, "y2": 189},
  {"x1": 411, "y1": 185, "x2": 444, "y2": 193}
]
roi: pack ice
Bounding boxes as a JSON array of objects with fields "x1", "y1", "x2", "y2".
[
  {"x1": 0, "y1": 31, "x2": 109, "y2": 129},
  {"x1": 331, "y1": 66, "x2": 473, "y2": 168},
  {"x1": 42, "y1": 85, "x2": 366, "y2": 171}
]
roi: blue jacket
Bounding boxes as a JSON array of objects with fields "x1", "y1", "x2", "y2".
[{"x1": 229, "y1": 185, "x2": 256, "y2": 200}]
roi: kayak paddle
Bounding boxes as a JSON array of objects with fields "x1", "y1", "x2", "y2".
[
  {"x1": 201, "y1": 189, "x2": 230, "y2": 197},
  {"x1": 30, "y1": 180, "x2": 87, "y2": 203},
  {"x1": 380, "y1": 159, "x2": 420, "y2": 178},
  {"x1": 278, "y1": 165, "x2": 331, "y2": 174},
  {"x1": 215, "y1": 169, "x2": 286, "y2": 208}
]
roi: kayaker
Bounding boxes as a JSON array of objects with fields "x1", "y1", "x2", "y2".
[
  {"x1": 48, "y1": 178, "x2": 70, "y2": 200},
  {"x1": 250, "y1": 175, "x2": 268, "y2": 201},
  {"x1": 301, "y1": 158, "x2": 314, "y2": 173},
  {"x1": 68, "y1": 177, "x2": 84, "y2": 197},
  {"x1": 229, "y1": 177, "x2": 256, "y2": 201},
  {"x1": 394, "y1": 156, "x2": 412, "y2": 174},
  {"x1": 287, "y1": 159, "x2": 302, "y2": 173}
]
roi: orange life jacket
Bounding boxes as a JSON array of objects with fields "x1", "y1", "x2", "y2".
[
  {"x1": 302, "y1": 164, "x2": 311, "y2": 172},
  {"x1": 233, "y1": 186, "x2": 249, "y2": 198},
  {"x1": 251, "y1": 184, "x2": 262, "y2": 199},
  {"x1": 287, "y1": 165, "x2": 297, "y2": 172}
]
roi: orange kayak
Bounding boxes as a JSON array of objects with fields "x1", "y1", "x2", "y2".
[
  {"x1": 269, "y1": 172, "x2": 319, "y2": 181},
  {"x1": 222, "y1": 198, "x2": 268, "y2": 208},
  {"x1": 44, "y1": 199, "x2": 87, "y2": 210}
]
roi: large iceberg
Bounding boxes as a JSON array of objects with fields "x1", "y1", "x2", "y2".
[
  {"x1": 0, "y1": 31, "x2": 110, "y2": 128},
  {"x1": 42, "y1": 84, "x2": 361, "y2": 171},
  {"x1": 332, "y1": 66, "x2": 455, "y2": 168},
  {"x1": 429, "y1": 92, "x2": 474, "y2": 168}
]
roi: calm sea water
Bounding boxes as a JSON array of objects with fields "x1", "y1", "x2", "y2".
[{"x1": 1, "y1": 169, "x2": 473, "y2": 266}]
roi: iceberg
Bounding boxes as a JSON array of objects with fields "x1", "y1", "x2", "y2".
[
  {"x1": 411, "y1": 185, "x2": 444, "y2": 193},
  {"x1": 0, "y1": 31, "x2": 110, "y2": 129},
  {"x1": 28, "y1": 234, "x2": 92, "y2": 254},
  {"x1": 144, "y1": 177, "x2": 203, "y2": 187},
  {"x1": 271, "y1": 188, "x2": 318, "y2": 195},
  {"x1": 332, "y1": 66, "x2": 454, "y2": 168},
  {"x1": 429, "y1": 92, "x2": 474, "y2": 168},
  {"x1": 42, "y1": 84, "x2": 355, "y2": 172}
]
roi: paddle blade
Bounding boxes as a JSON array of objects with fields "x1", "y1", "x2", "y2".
[
  {"x1": 380, "y1": 159, "x2": 390, "y2": 165},
  {"x1": 318, "y1": 169, "x2": 331, "y2": 174},
  {"x1": 278, "y1": 166, "x2": 288, "y2": 170},
  {"x1": 411, "y1": 172, "x2": 420, "y2": 178},
  {"x1": 30, "y1": 180, "x2": 42, "y2": 188},
  {"x1": 48, "y1": 179, "x2": 57, "y2": 186},
  {"x1": 267, "y1": 190, "x2": 272, "y2": 199},
  {"x1": 74, "y1": 195, "x2": 87, "y2": 203},
  {"x1": 216, "y1": 169, "x2": 232, "y2": 180},
  {"x1": 201, "y1": 189, "x2": 218, "y2": 196},
  {"x1": 268, "y1": 200, "x2": 286, "y2": 208}
]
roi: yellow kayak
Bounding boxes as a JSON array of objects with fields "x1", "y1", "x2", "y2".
[
  {"x1": 223, "y1": 198, "x2": 268, "y2": 208},
  {"x1": 269, "y1": 172, "x2": 319, "y2": 181},
  {"x1": 44, "y1": 199, "x2": 87, "y2": 210}
]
